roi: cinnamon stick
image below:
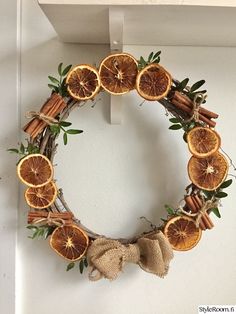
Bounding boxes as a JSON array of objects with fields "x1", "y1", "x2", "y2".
[
  {"x1": 185, "y1": 195, "x2": 207, "y2": 230},
  {"x1": 191, "y1": 195, "x2": 208, "y2": 229},
  {"x1": 24, "y1": 93, "x2": 58, "y2": 135},
  {"x1": 184, "y1": 195, "x2": 214, "y2": 230},
  {"x1": 173, "y1": 91, "x2": 219, "y2": 119},
  {"x1": 203, "y1": 214, "x2": 214, "y2": 229},
  {"x1": 31, "y1": 95, "x2": 65, "y2": 138},
  {"x1": 30, "y1": 100, "x2": 60, "y2": 138},
  {"x1": 191, "y1": 195, "x2": 201, "y2": 210},
  {"x1": 28, "y1": 210, "x2": 74, "y2": 226},
  {"x1": 23, "y1": 93, "x2": 66, "y2": 139},
  {"x1": 171, "y1": 99, "x2": 216, "y2": 128},
  {"x1": 184, "y1": 195, "x2": 198, "y2": 213},
  {"x1": 199, "y1": 220, "x2": 206, "y2": 231},
  {"x1": 192, "y1": 194, "x2": 202, "y2": 207},
  {"x1": 192, "y1": 195, "x2": 214, "y2": 230}
]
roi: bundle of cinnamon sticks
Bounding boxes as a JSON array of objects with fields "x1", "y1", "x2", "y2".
[
  {"x1": 184, "y1": 194, "x2": 214, "y2": 231},
  {"x1": 28, "y1": 210, "x2": 74, "y2": 226},
  {"x1": 170, "y1": 91, "x2": 218, "y2": 128},
  {"x1": 23, "y1": 93, "x2": 66, "y2": 139}
]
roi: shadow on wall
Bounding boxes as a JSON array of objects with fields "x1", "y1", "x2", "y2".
[{"x1": 118, "y1": 96, "x2": 188, "y2": 237}]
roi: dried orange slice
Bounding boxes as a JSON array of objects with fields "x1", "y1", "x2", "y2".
[
  {"x1": 24, "y1": 181, "x2": 57, "y2": 209},
  {"x1": 66, "y1": 64, "x2": 100, "y2": 100},
  {"x1": 136, "y1": 63, "x2": 172, "y2": 101},
  {"x1": 50, "y1": 225, "x2": 89, "y2": 261},
  {"x1": 17, "y1": 154, "x2": 53, "y2": 188},
  {"x1": 164, "y1": 216, "x2": 202, "y2": 251},
  {"x1": 188, "y1": 152, "x2": 228, "y2": 191},
  {"x1": 99, "y1": 53, "x2": 138, "y2": 95},
  {"x1": 187, "y1": 127, "x2": 221, "y2": 158}
]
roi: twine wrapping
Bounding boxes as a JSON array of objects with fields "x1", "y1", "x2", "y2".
[
  {"x1": 86, "y1": 231, "x2": 174, "y2": 281},
  {"x1": 25, "y1": 111, "x2": 59, "y2": 125},
  {"x1": 31, "y1": 212, "x2": 65, "y2": 227},
  {"x1": 179, "y1": 199, "x2": 219, "y2": 227},
  {"x1": 186, "y1": 93, "x2": 207, "y2": 123}
]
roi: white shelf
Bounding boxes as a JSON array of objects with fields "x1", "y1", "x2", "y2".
[
  {"x1": 38, "y1": 0, "x2": 236, "y2": 46},
  {"x1": 38, "y1": 0, "x2": 236, "y2": 6}
]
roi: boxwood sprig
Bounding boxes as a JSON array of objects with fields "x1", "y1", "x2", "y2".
[
  {"x1": 172, "y1": 78, "x2": 207, "y2": 103},
  {"x1": 48, "y1": 63, "x2": 72, "y2": 97},
  {"x1": 66, "y1": 258, "x2": 88, "y2": 273},
  {"x1": 138, "y1": 51, "x2": 161, "y2": 70},
  {"x1": 7, "y1": 141, "x2": 40, "y2": 164},
  {"x1": 49, "y1": 120, "x2": 83, "y2": 145},
  {"x1": 168, "y1": 117, "x2": 201, "y2": 143},
  {"x1": 27, "y1": 225, "x2": 55, "y2": 239}
]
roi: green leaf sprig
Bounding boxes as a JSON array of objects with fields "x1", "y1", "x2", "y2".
[
  {"x1": 202, "y1": 179, "x2": 232, "y2": 201},
  {"x1": 8, "y1": 142, "x2": 40, "y2": 161},
  {"x1": 49, "y1": 120, "x2": 83, "y2": 145},
  {"x1": 164, "y1": 204, "x2": 175, "y2": 216},
  {"x1": 27, "y1": 225, "x2": 55, "y2": 239},
  {"x1": 201, "y1": 179, "x2": 233, "y2": 219},
  {"x1": 48, "y1": 63, "x2": 72, "y2": 97},
  {"x1": 168, "y1": 117, "x2": 200, "y2": 142},
  {"x1": 138, "y1": 51, "x2": 161, "y2": 70},
  {"x1": 66, "y1": 258, "x2": 88, "y2": 273},
  {"x1": 160, "y1": 204, "x2": 179, "y2": 223},
  {"x1": 172, "y1": 78, "x2": 207, "y2": 103}
]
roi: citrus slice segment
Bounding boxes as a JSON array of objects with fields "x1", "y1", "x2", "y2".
[
  {"x1": 99, "y1": 53, "x2": 138, "y2": 95},
  {"x1": 50, "y1": 225, "x2": 89, "y2": 261},
  {"x1": 66, "y1": 64, "x2": 100, "y2": 100},
  {"x1": 24, "y1": 181, "x2": 57, "y2": 209},
  {"x1": 164, "y1": 216, "x2": 202, "y2": 251},
  {"x1": 136, "y1": 63, "x2": 172, "y2": 101},
  {"x1": 188, "y1": 152, "x2": 228, "y2": 191},
  {"x1": 187, "y1": 127, "x2": 221, "y2": 158},
  {"x1": 17, "y1": 154, "x2": 53, "y2": 188}
]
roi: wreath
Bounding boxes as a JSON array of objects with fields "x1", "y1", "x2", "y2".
[{"x1": 9, "y1": 52, "x2": 234, "y2": 281}]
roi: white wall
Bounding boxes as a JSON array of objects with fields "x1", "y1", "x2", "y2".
[
  {"x1": 15, "y1": 1, "x2": 236, "y2": 314},
  {"x1": 0, "y1": 1, "x2": 18, "y2": 314}
]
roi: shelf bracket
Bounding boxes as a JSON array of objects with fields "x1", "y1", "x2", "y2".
[{"x1": 109, "y1": 8, "x2": 124, "y2": 124}]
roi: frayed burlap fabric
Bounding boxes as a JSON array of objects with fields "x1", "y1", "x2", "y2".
[{"x1": 87, "y1": 231, "x2": 174, "y2": 281}]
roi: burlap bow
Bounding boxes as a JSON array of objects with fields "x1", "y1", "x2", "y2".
[{"x1": 86, "y1": 231, "x2": 174, "y2": 281}]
